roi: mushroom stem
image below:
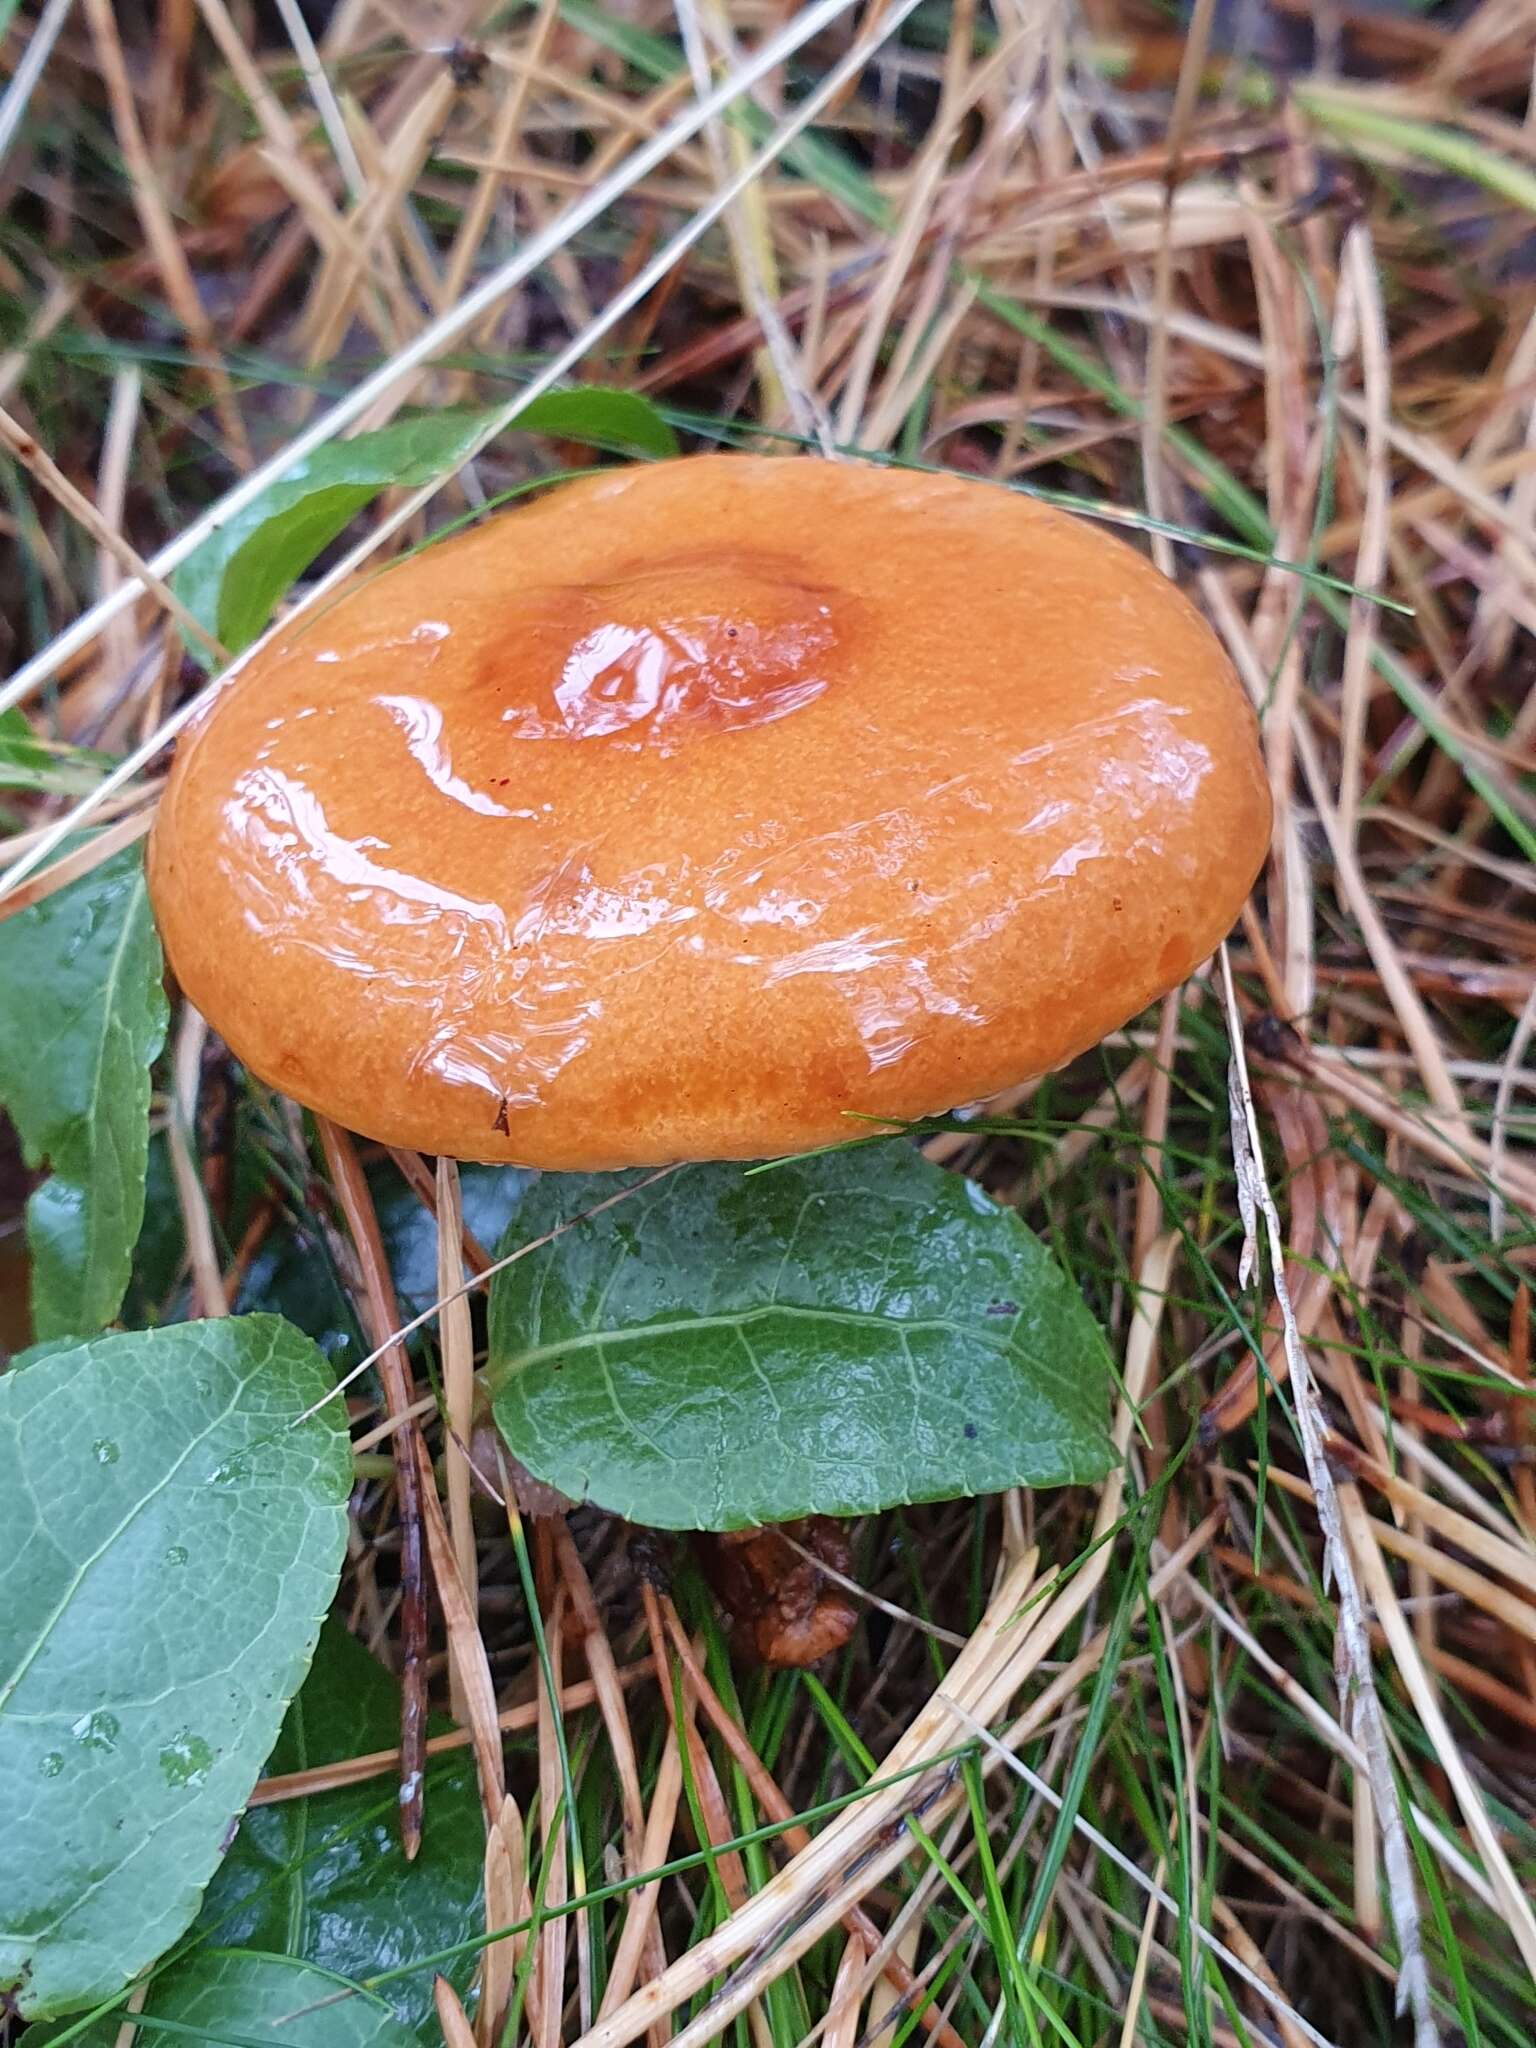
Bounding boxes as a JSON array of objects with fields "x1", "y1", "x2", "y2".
[{"x1": 317, "y1": 1115, "x2": 431, "y2": 1859}]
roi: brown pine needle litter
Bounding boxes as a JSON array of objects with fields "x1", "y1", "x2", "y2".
[{"x1": 2, "y1": 2, "x2": 1535, "y2": 2045}]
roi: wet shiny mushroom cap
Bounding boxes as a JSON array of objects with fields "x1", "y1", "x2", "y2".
[{"x1": 148, "y1": 455, "x2": 1272, "y2": 1168}]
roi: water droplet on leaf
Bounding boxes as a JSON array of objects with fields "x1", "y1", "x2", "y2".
[
  {"x1": 158, "y1": 1730, "x2": 214, "y2": 1788},
  {"x1": 71, "y1": 1709, "x2": 120, "y2": 1752}
]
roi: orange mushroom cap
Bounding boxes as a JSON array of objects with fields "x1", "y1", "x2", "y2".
[{"x1": 148, "y1": 455, "x2": 1271, "y2": 1168}]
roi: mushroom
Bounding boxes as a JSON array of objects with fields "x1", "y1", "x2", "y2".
[
  {"x1": 148, "y1": 455, "x2": 1271, "y2": 1168},
  {"x1": 699, "y1": 1518, "x2": 860, "y2": 1669}
]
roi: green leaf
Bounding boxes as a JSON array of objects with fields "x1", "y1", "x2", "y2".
[
  {"x1": 487, "y1": 1146, "x2": 1114, "y2": 1531},
  {"x1": 195, "y1": 1619, "x2": 484, "y2": 2043},
  {"x1": 0, "y1": 709, "x2": 112, "y2": 797},
  {"x1": 174, "y1": 411, "x2": 495, "y2": 657},
  {"x1": 0, "y1": 845, "x2": 168, "y2": 1341},
  {"x1": 122, "y1": 1132, "x2": 185, "y2": 1328},
  {"x1": 0, "y1": 1316, "x2": 352, "y2": 2020},
  {"x1": 24, "y1": 1948, "x2": 417, "y2": 2048},
  {"x1": 172, "y1": 390, "x2": 678, "y2": 657},
  {"x1": 513, "y1": 385, "x2": 679, "y2": 460}
]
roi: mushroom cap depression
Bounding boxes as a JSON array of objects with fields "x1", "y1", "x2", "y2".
[{"x1": 148, "y1": 455, "x2": 1271, "y2": 1169}]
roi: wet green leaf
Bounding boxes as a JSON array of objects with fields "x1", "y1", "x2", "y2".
[
  {"x1": 0, "y1": 845, "x2": 168, "y2": 1340},
  {"x1": 25, "y1": 1948, "x2": 417, "y2": 2048},
  {"x1": 0, "y1": 1316, "x2": 351, "y2": 2020},
  {"x1": 0, "y1": 710, "x2": 112, "y2": 797},
  {"x1": 488, "y1": 1145, "x2": 1114, "y2": 1530},
  {"x1": 511, "y1": 384, "x2": 679, "y2": 459},
  {"x1": 173, "y1": 391, "x2": 678, "y2": 657},
  {"x1": 122, "y1": 1131, "x2": 185, "y2": 1328},
  {"x1": 173, "y1": 411, "x2": 496, "y2": 657},
  {"x1": 196, "y1": 1620, "x2": 484, "y2": 2042}
]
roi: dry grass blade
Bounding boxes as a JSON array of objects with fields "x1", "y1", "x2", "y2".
[
  {"x1": 0, "y1": 405, "x2": 225, "y2": 665},
  {"x1": 596, "y1": 1719, "x2": 683, "y2": 2024},
  {"x1": 168, "y1": 1006, "x2": 227, "y2": 1323},
  {"x1": 0, "y1": 0, "x2": 75, "y2": 160},
  {"x1": 1139, "y1": 0, "x2": 1219, "y2": 577},
  {"x1": 107, "y1": 1978, "x2": 148, "y2": 2048},
  {"x1": 478, "y1": 1794, "x2": 529, "y2": 2047},
  {"x1": 436, "y1": 1156, "x2": 479, "y2": 1726},
  {"x1": 316, "y1": 1117, "x2": 431, "y2": 1859},
  {"x1": 822, "y1": 1934, "x2": 867, "y2": 2048},
  {"x1": 1338, "y1": 1480, "x2": 1536, "y2": 1979},
  {"x1": 1220, "y1": 949, "x2": 1438, "y2": 2048},
  {"x1": 79, "y1": 0, "x2": 251, "y2": 466},
  {"x1": 0, "y1": 807, "x2": 155, "y2": 921},
  {"x1": 435, "y1": 1973, "x2": 478, "y2": 2048},
  {"x1": 1116, "y1": 1854, "x2": 1167, "y2": 2048},
  {"x1": 1335, "y1": 221, "x2": 1392, "y2": 850},
  {"x1": 412, "y1": 1430, "x2": 506, "y2": 1824},
  {"x1": 247, "y1": 1664, "x2": 655, "y2": 1805}
]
